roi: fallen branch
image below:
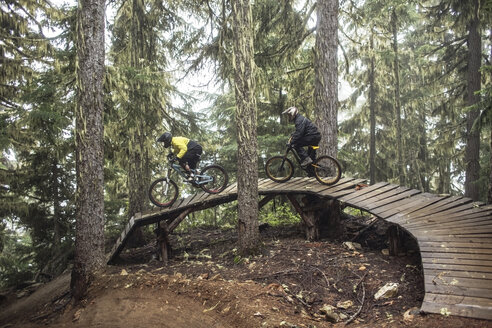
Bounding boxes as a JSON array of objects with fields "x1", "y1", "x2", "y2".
[
  {"x1": 309, "y1": 265, "x2": 330, "y2": 288},
  {"x1": 345, "y1": 282, "x2": 365, "y2": 325},
  {"x1": 345, "y1": 274, "x2": 367, "y2": 325}
]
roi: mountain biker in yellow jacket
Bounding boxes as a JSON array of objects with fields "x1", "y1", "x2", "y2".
[{"x1": 157, "y1": 132, "x2": 202, "y2": 180}]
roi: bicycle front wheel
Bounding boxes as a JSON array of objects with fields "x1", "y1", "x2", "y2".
[
  {"x1": 199, "y1": 165, "x2": 229, "y2": 194},
  {"x1": 313, "y1": 156, "x2": 342, "y2": 185},
  {"x1": 149, "y1": 178, "x2": 179, "y2": 207},
  {"x1": 265, "y1": 156, "x2": 294, "y2": 183}
]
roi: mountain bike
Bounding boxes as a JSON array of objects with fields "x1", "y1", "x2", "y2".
[
  {"x1": 149, "y1": 153, "x2": 229, "y2": 207},
  {"x1": 265, "y1": 141, "x2": 342, "y2": 185}
]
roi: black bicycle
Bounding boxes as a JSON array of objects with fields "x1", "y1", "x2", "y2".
[
  {"x1": 149, "y1": 154, "x2": 229, "y2": 207},
  {"x1": 265, "y1": 141, "x2": 342, "y2": 185}
]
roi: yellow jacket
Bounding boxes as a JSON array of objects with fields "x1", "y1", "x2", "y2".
[{"x1": 171, "y1": 137, "x2": 191, "y2": 159}]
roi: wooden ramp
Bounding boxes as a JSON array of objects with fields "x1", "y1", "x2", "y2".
[{"x1": 107, "y1": 177, "x2": 492, "y2": 320}]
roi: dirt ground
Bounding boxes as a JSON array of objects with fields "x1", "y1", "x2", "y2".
[{"x1": 1, "y1": 214, "x2": 491, "y2": 328}]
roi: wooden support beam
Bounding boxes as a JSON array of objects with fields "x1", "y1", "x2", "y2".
[
  {"x1": 259, "y1": 195, "x2": 275, "y2": 209},
  {"x1": 168, "y1": 208, "x2": 194, "y2": 232},
  {"x1": 157, "y1": 222, "x2": 171, "y2": 264},
  {"x1": 287, "y1": 194, "x2": 320, "y2": 240}
]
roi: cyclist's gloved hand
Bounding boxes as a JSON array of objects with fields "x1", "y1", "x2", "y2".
[{"x1": 167, "y1": 153, "x2": 178, "y2": 161}]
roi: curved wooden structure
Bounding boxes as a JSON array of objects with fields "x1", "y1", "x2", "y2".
[{"x1": 108, "y1": 177, "x2": 492, "y2": 320}]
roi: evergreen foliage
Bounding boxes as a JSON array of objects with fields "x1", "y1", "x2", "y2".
[{"x1": 0, "y1": 0, "x2": 491, "y2": 288}]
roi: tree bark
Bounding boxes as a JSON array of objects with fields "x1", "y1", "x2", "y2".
[
  {"x1": 314, "y1": 0, "x2": 338, "y2": 158},
  {"x1": 231, "y1": 0, "x2": 260, "y2": 255},
  {"x1": 464, "y1": 0, "x2": 481, "y2": 201},
  {"x1": 488, "y1": 29, "x2": 492, "y2": 204},
  {"x1": 369, "y1": 28, "x2": 376, "y2": 185},
  {"x1": 71, "y1": 0, "x2": 106, "y2": 301},
  {"x1": 391, "y1": 9, "x2": 405, "y2": 187}
]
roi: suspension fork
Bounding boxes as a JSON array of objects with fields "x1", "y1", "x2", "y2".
[{"x1": 162, "y1": 168, "x2": 172, "y2": 194}]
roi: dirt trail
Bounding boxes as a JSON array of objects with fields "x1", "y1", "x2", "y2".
[{"x1": 1, "y1": 223, "x2": 491, "y2": 328}]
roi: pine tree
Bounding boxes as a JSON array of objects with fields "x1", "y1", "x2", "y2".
[
  {"x1": 231, "y1": 0, "x2": 260, "y2": 255},
  {"x1": 72, "y1": 0, "x2": 105, "y2": 301}
]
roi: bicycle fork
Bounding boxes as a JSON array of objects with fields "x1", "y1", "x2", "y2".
[{"x1": 162, "y1": 168, "x2": 172, "y2": 194}]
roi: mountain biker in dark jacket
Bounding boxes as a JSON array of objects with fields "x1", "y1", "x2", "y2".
[
  {"x1": 157, "y1": 131, "x2": 202, "y2": 180},
  {"x1": 282, "y1": 106, "x2": 321, "y2": 168}
]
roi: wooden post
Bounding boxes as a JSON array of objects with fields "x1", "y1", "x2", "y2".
[
  {"x1": 286, "y1": 195, "x2": 342, "y2": 241},
  {"x1": 157, "y1": 222, "x2": 171, "y2": 264},
  {"x1": 319, "y1": 199, "x2": 342, "y2": 239},
  {"x1": 387, "y1": 225, "x2": 403, "y2": 256},
  {"x1": 287, "y1": 194, "x2": 320, "y2": 241}
]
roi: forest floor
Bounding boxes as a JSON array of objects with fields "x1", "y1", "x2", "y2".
[{"x1": 0, "y1": 213, "x2": 491, "y2": 328}]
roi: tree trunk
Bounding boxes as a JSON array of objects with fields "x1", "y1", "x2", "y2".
[
  {"x1": 391, "y1": 9, "x2": 405, "y2": 187},
  {"x1": 231, "y1": 0, "x2": 260, "y2": 256},
  {"x1": 369, "y1": 28, "x2": 376, "y2": 185},
  {"x1": 127, "y1": 121, "x2": 148, "y2": 247},
  {"x1": 464, "y1": 0, "x2": 481, "y2": 201},
  {"x1": 488, "y1": 29, "x2": 492, "y2": 205},
  {"x1": 314, "y1": 0, "x2": 338, "y2": 158},
  {"x1": 71, "y1": 0, "x2": 106, "y2": 301}
]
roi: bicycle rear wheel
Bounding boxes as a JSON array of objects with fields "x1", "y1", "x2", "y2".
[
  {"x1": 199, "y1": 165, "x2": 229, "y2": 194},
  {"x1": 149, "y1": 178, "x2": 179, "y2": 207},
  {"x1": 265, "y1": 156, "x2": 294, "y2": 183},
  {"x1": 312, "y1": 156, "x2": 342, "y2": 185}
]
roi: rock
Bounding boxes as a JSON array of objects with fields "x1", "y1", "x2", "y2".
[
  {"x1": 320, "y1": 304, "x2": 339, "y2": 322},
  {"x1": 374, "y1": 282, "x2": 399, "y2": 300},
  {"x1": 403, "y1": 307, "x2": 420, "y2": 321},
  {"x1": 336, "y1": 300, "x2": 353, "y2": 309},
  {"x1": 343, "y1": 241, "x2": 362, "y2": 251},
  {"x1": 120, "y1": 269, "x2": 128, "y2": 276},
  {"x1": 381, "y1": 249, "x2": 390, "y2": 256}
]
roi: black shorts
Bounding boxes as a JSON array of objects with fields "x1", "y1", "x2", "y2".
[{"x1": 180, "y1": 144, "x2": 202, "y2": 169}]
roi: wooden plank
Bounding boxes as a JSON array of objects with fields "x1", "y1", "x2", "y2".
[
  {"x1": 415, "y1": 226, "x2": 492, "y2": 236},
  {"x1": 408, "y1": 196, "x2": 468, "y2": 216},
  {"x1": 263, "y1": 177, "x2": 309, "y2": 193},
  {"x1": 387, "y1": 195, "x2": 451, "y2": 223},
  {"x1": 421, "y1": 256, "x2": 492, "y2": 268},
  {"x1": 323, "y1": 179, "x2": 370, "y2": 198},
  {"x1": 368, "y1": 189, "x2": 431, "y2": 218},
  {"x1": 425, "y1": 283, "x2": 492, "y2": 299},
  {"x1": 390, "y1": 197, "x2": 474, "y2": 225},
  {"x1": 420, "y1": 247, "x2": 492, "y2": 255},
  {"x1": 222, "y1": 181, "x2": 238, "y2": 194},
  {"x1": 357, "y1": 186, "x2": 412, "y2": 209},
  {"x1": 317, "y1": 179, "x2": 366, "y2": 197},
  {"x1": 424, "y1": 269, "x2": 492, "y2": 280},
  {"x1": 340, "y1": 184, "x2": 403, "y2": 207},
  {"x1": 368, "y1": 189, "x2": 422, "y2": 217},
  {"x1": 313, "y1": 177, "x2": 362, "y2": 195},
  {"x1": 374, "y1": 192, "x2": 437, "y2": 219},
  {"x1": 421, "y1": 293, "x2": 492, "y2": 320},
  {"x1": 338, "y1": 181, "x2": 391, "y2": 202},
  {"x1": 421, "y1": 251, "x2": 492, "y2": 260},
  {"x1": 416, "y1": 235, "x2": 492, "y2": 243},
  {"x1": 406, "y1": 201, "x2": 486, "y2": 223},
  {"x1": 423, "y1": 262, "x2": 492, "y2": 273},
  {"x1": 424, "y1": 275, "x2": 492, "y2": 289},
  {"x1": 405, "y1": 214, "x2": 492, "y2": 230},
  {"x1": 402, "y1": 206, "x2": 492, "y2": 228},
  {"x1": 418, "y1": 240, "x2": 492, "y2": 247}
]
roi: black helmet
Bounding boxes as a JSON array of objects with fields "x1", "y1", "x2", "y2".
[{"x1": 157, "y1": 132, "x2": 172, "y2": 148}]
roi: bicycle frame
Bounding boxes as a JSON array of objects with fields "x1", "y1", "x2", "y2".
[
  {"x1": 168, "y1": 161, "x2": 214, "y2": 186},
  {"x1": 281, "y1": 145, "x2": 317, "y2": 167}
]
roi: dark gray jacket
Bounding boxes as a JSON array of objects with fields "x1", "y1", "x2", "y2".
[{"x1": 291, "y1": 114, "x2": 321, "y2": 144}]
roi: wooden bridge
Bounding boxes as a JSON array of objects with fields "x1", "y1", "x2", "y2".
[{"x1": 107, "y1": 177, "x2": 492, "y2": 320}]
